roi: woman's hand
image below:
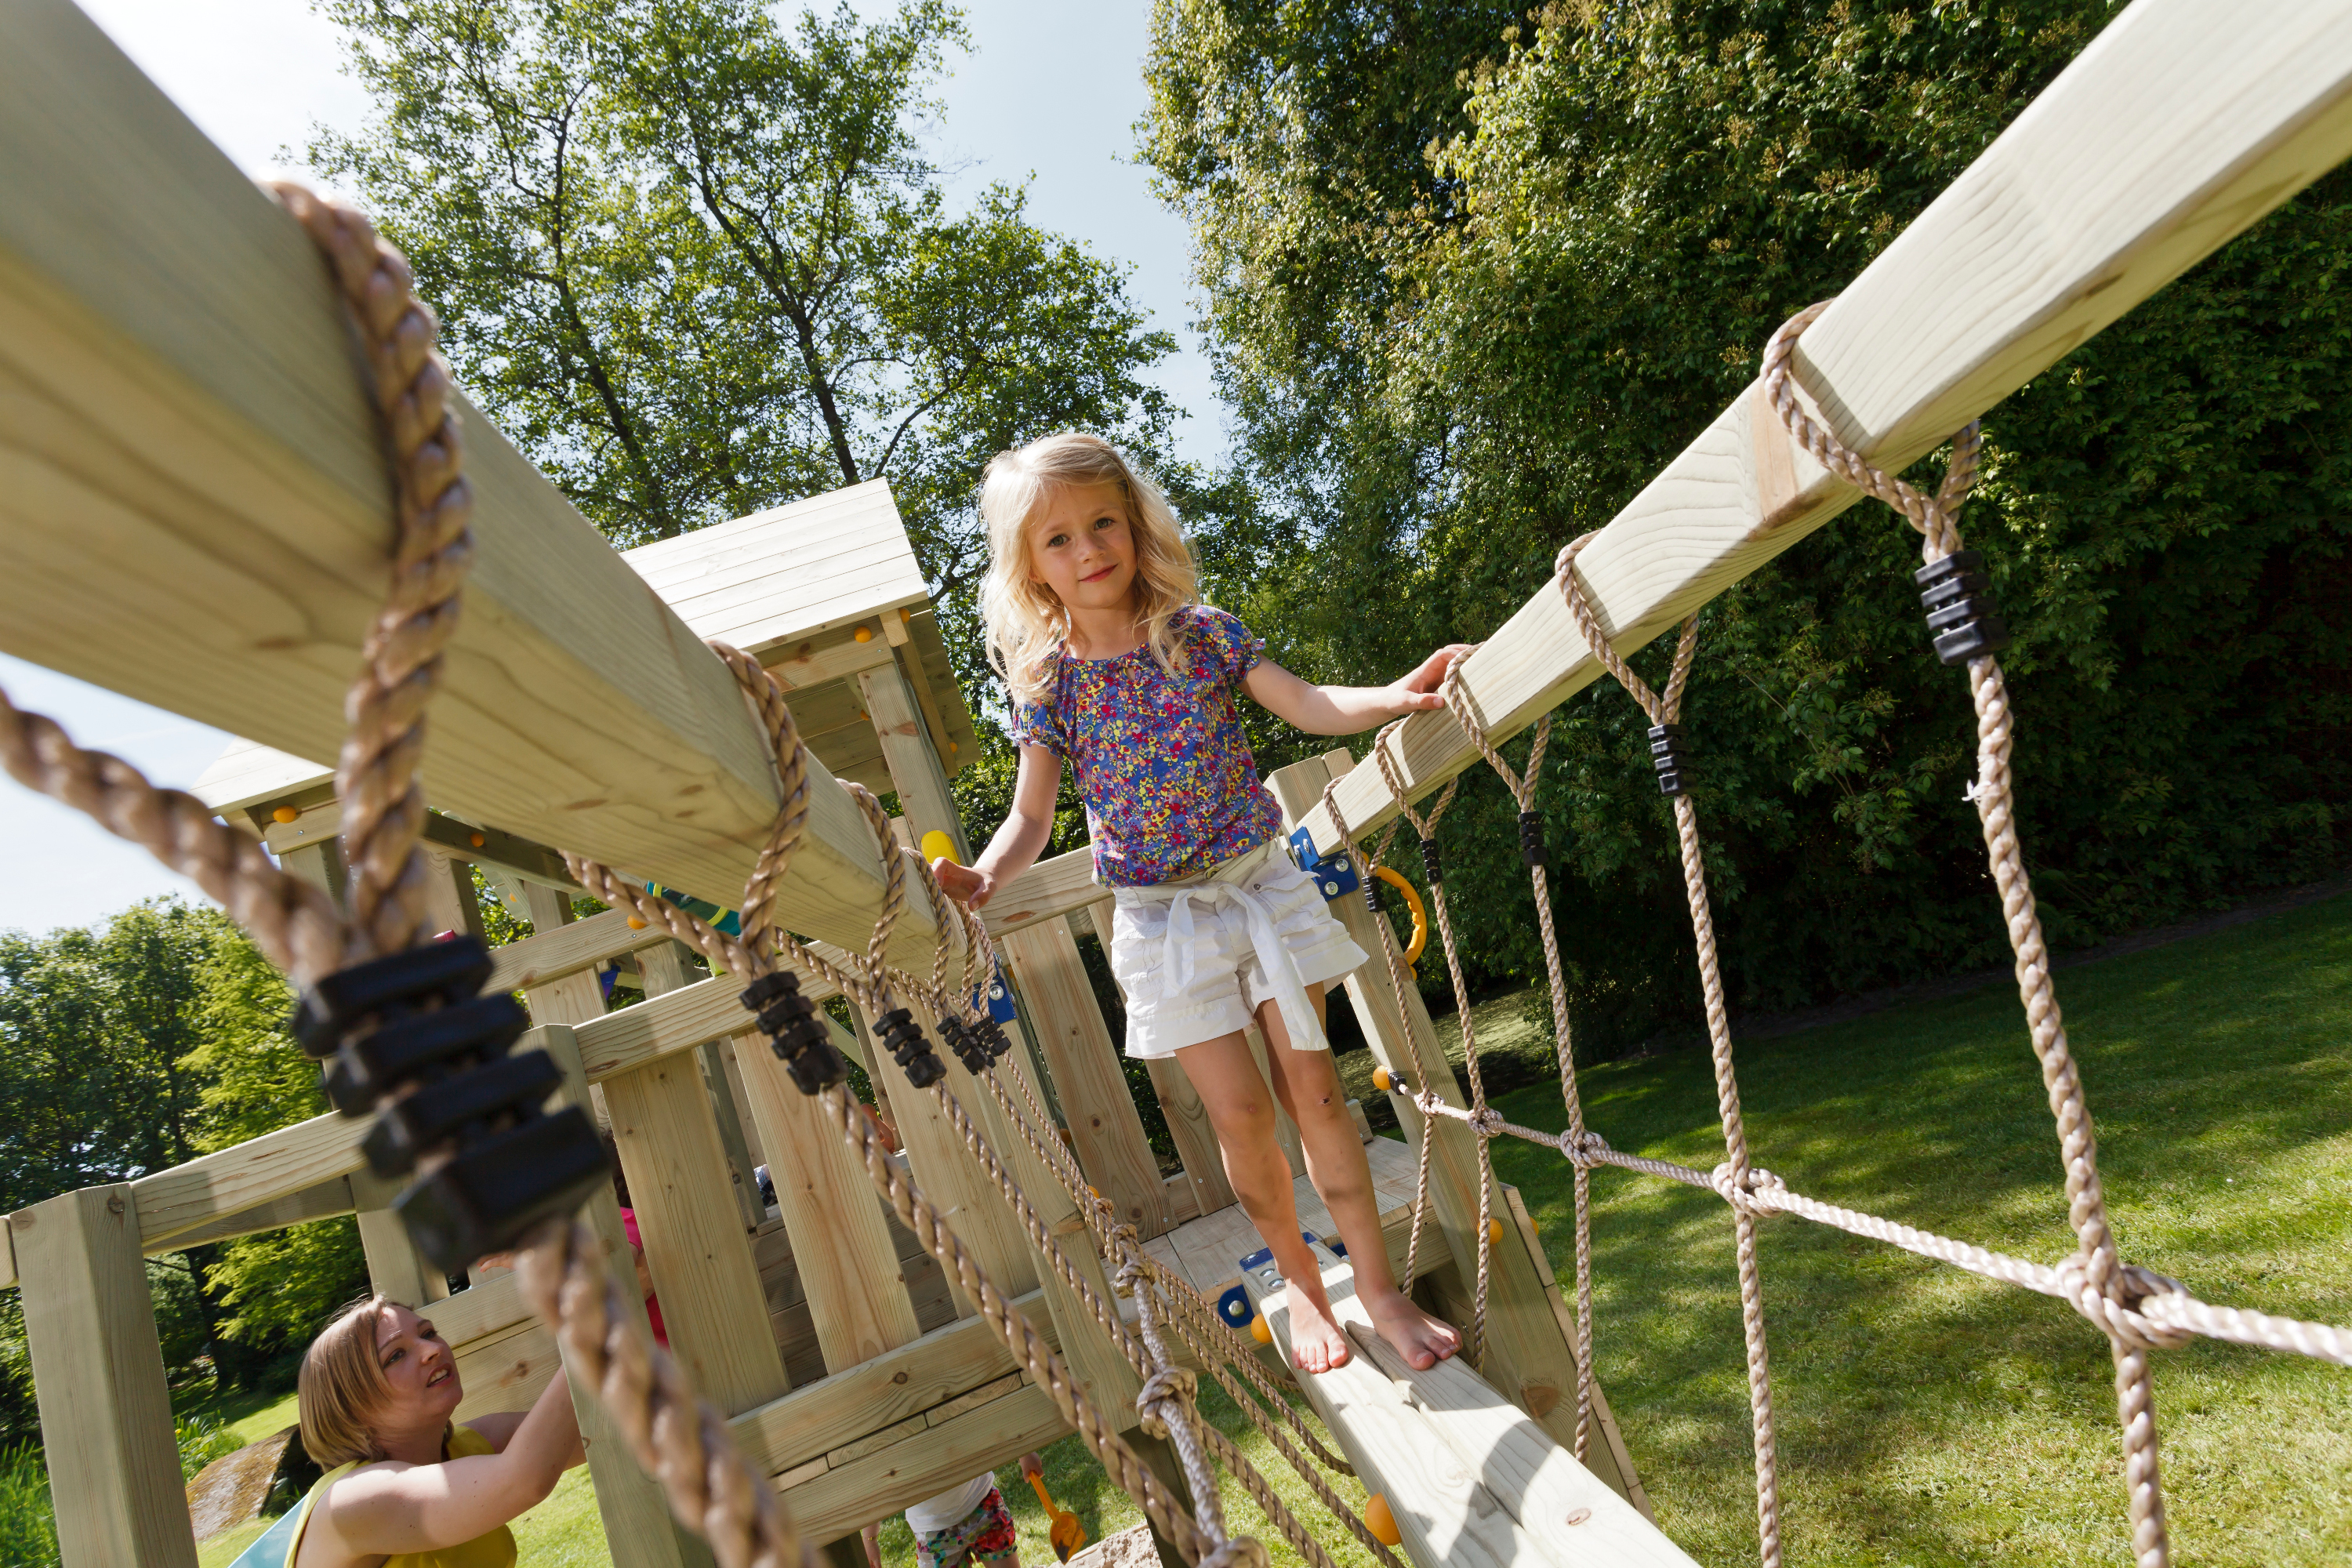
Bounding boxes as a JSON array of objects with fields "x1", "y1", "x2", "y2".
[
  {"x1": 933, "y1": 858, "x2": 996, "y2": 909},
  {"x1": 1384, "y1": 644, "x2": 1475, "y2": 716}
]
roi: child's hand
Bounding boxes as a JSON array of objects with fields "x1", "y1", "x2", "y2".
[
  {"x1": 934, "y1": 857, "x2": 996, "y2": 909},
  {"x1": 1386, "y1": 643, "x2": 1476, "y2": 716},
  {"x1": 1018, "y1": 1451, "x2": 1045, "y2": 1479}
]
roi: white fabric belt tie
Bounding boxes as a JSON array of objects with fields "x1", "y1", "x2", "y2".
[{"x1": 1120, "y1": 848, "x2": 1324, "y2": 1051}]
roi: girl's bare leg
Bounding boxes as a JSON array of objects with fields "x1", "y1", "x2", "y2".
[
  {"x1": 1256, "y1": 986, "x2": 1461, "y2": 1370},
  {"x1": 1172, "y1": 1028, "x2": 1356, "y2": 1373}
]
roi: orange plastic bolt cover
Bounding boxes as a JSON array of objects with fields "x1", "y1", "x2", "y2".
[
  {"x1": 626, "y1": 916, "x2": 648, "y2": 931},
  {"x1": 1372, "y1": 1065, "x2": 1392, "y2": 1093},
  {"x1": 1488, "y1": 1216, "x2": 1505, "y2": 1244},
  {"x1": 1365, "y1": 1496, "x2": 1401, "y2": 1547},
  {"x1": 272, "y1": 804, "x2": 300, "y2": 823},
  {"x1": 469, "y1": 832, "x2": 486, "y2": 848},
  {"x1": 854, "y1": 626, "x2": 873, "y2": 642},
  {"x1": 1250, "y1": 1314, "x2": 1273, "y2": 1345}
]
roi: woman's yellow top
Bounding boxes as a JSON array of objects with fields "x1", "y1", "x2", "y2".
[{"x1": 234, "y1": 1425, "x2": 517, "y2": 1568}]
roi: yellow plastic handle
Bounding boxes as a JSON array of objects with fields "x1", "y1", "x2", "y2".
[
  {"x1": 1373, "y1": 866, "x2": 1428, "y2": 967},
  {"x1": 920, "y1": 829, "x2": 959, "y2": 866}
]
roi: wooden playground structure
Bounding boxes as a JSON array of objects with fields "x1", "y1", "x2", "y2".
[{"x1": 2, "y1": 0, "x2": 2350, "y2": 1565}]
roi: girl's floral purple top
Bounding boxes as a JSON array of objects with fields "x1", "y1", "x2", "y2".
[{"x1": 1013, "y1": 606, "x2": 1286, "y2": 887}]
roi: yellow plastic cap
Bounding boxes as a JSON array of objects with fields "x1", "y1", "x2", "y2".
[
  {"x1": 1250, "y1": 1314, "x2": 1273, "y2": 1345},
  {"x1": 920, "y1": 829, "x2": 959, "y2": 866},
  {"x1": 1365, "y1": 1495, "x2": 1401, "y2": 1546},
  {"x1": 271, "y1": 804, "x2": 300, "y2": 823},
  {"x1": 1371, "y1": 1065, "x2": 1392, "y2": 1093}
]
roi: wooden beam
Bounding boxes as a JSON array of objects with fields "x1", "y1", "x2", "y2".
[
  {"x1": 777, "y1": 1381, "x2": 1070, "y2": 1544},
  {"x1": 727, "y1": 1286, "x2": 1059, "y2": 1479},
  {"x1": 0, "y1": 0, "x2": 946, "y2": 971},
  {"x1": 981, "y1": 848, "x2": 1108, "y2": 938},
  {"x1": 141, "y1": 1173, "x2": 352, "y2": 1257},
  {"x1": 996, "y1": 920, "x2": 1174, "y2": 1241},
  {"x1": 857, "y1": 662, "x2": 967, "y2": 856},
  {"x1": 1287, "y1": 0, "x2": 2352, "y2": 859},
  {"x1": 352, "y1": 1167, "x2": 452, "y2": 1306},
  {"x1": 491, "y1": 905, "x2": 672, "y2": 993},
  {"x1": 11, "y1": 1186, "x2": 198, "y2": 1568},
  {"x1": 129, "y1": 1109, "x2": 370, "y2": 1251}
]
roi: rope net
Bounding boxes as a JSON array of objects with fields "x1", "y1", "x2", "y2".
[{"x1": 1303, "y1": 301, "x2": 2352, "y2": 1568}]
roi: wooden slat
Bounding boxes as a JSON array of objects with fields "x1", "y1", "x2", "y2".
[
  {"x1": 11, "y1": 1186, "x2": 198, "y2": 1567},
  {"x1": 129, "y1": 1110, "x2": 370, "y2": 1251},
  {"x1": 998, "y1": 920, "x2": 1173, "y2": 1240},
  {"x1": 1290, "y1": 0, "x2": 2352, "y2": 860},
  {"x1": 857, "y1": 660, "x2": 966, "y2": 850},
  {"x1": 767, "y1": 633, "x2": 898, "y2": 692},
  {"x1": 575, "y1": 960, "x2": 839, "y2": 1081},
  {"x1": 141, "y1": 1174, "x2": 352, "y2": 1257},
  {"x1": 604, "y1": 1052, "x2": 792, "y2": 1416},
  {"x1": 982, "y1": 848, "x2": 1109, "y2": 937},
  {"x1": 0, "y1": 0, "x2": 947, "y2": 971},
  {"x1": 447, "y1": 1315, "x2": 561, "y2": 1425},
  {"x1": 777, "y1": 1382, "x2": 1070, "y2": 1544},
  {"x1": 727, "y1": 1287, "x2": 1058, "y2": 1479},
  {"x1": 490, "y1": 906, "x2": 670, "y2": 991}
]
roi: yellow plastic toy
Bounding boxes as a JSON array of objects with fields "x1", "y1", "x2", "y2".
[
  {"x1": 1372, "y1": 866, "x2": 1428, "y2": 970},
  {"x1": 1365, "y1": 1494, "x2": 1401, "y2": 1547},
  {"x1": 1020, "y1": 1455, "x2": 1087, "y2": 1562}
]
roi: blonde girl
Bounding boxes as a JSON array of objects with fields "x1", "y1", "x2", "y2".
[{"x1": 935, "y1": 432, "x2": 1465, "y2": 1373}]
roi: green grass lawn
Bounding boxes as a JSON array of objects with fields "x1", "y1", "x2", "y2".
[{"x1": 199, "y1": 893, "x2": 2351, "y2": 1566}]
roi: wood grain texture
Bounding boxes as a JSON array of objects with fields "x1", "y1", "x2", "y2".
[
  {"x1": 1502, "y1": 1185, "x2": 1653, "y2": 1522},
  {"x1": 12, "y1": 1186, "x2": 199, "y2": 1568},
  {"x1": 0, "y1": 1, "x2": 946, "y2": 971},
  {"x1": 998, "y1": 920, "x2": 1173, "y2": 1240},
  {"x1": 141, "y1": 1174, "x2": 352, "y2": 1258},
  {"x1": 857, "y1": 662, "x2": 967, "y2": 856},
  {"x1": 727, "y1": 1286, "x2": 1058, "y2": 1479},
  {"x1": 981, "y1": 848, "x2": 1108, "y2": 937},
  {"x1": 491, "y1": 906, "x2": 671, "y2": 992},
  {"x1": 604, "y1": 1055, "x2": 792, "y2": 1416},
  {"x1": 1239, "y1": 1242, "x2": 1573, "y2": 1568},
  {"x1": 130, "y1": 1110, "x2": 370, "y2": 1250},
  {"x1": 777, "y1": 1383, "x2": 1070, "y2": 1543},
  {"x1": 1288, "y1": 0, "x2": 2352, "y2": 859}
]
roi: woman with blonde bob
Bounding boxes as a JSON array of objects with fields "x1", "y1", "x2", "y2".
[
  {"x1": 942, "y1": 431, "x2": 1471, "y2": 1375},
  {"x1": 230, "y1": 1294, "x2": 583, "y2": 1567}
]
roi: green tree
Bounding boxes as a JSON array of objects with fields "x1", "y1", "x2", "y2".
[
  {"x1": 1145, "y1": 1, "x2": 2352, "y2": 1048},
  {"x1": 310, "y1": 0, "x2": 1180, "y2": 636}
]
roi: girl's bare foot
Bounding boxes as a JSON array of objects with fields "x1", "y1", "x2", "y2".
[
  {"x1": 1283, "y1": 1276, "x2": 1354, "y2": 1374},
  {"x1": 1363, "y1": 1287, "x2": 1461, "y2": 1370}
]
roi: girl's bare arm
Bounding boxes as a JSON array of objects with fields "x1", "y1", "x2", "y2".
[
  {"x1": 1243, "y1": 644, "x2": 1473, "y2": 735},
  {"x1": 933, "y1": 744, "x2": 1062, "y2": 909},
  {"x1": 307, "y1": 1369, "x2": 582, "y2": 1559}
]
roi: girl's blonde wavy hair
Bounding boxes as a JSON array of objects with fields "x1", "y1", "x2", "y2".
[
  {"x1": 298, "y1": 1292, "x2": 411, "y2": 1468},
  {"x1": 979, "y1": 433, "x2": 1200, "y2": 710}
]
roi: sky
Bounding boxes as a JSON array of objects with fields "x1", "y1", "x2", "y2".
[{"x1": 2, "y1": 0, "x2": 1218, "y2": 935}]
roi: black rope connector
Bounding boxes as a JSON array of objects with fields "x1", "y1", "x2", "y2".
[
  {"x1": 1915, "y1": 548, "x2": 2013, "y2": 666},
  {"x1": 1647, "y1": 724, "x2": 1691, "y2": 797},
  {"x1": 1518, "y1": 811, "x2": 1549, "y2": 867},
  {"x1": 292, "y1": 935, "x2": 611, "y2": 1272},
  {"x1": 1418, "y1": 836, "x2": 1444, "y2": 888},
  {"x1": 939, "y1": 1014, "x2": 992, "y2": 1074},
  {"x1": 976, "y1": 1015, "x2": 1014, "y2": 1062},
  {"x1": 739, "y1": 970, "x2": 848, "y2": 1096},
  {"x1": 875, "y1": 1007, "x2": 946, "y2": 1088}
]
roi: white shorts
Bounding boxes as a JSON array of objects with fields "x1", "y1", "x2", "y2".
[{"x1": 1108, "y1": 839, "x2": 1369, "y2": 1060}]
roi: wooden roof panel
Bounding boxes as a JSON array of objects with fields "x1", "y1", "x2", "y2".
[{"x1": 194, "y1": 736, "x2": 332, "y2": 813}]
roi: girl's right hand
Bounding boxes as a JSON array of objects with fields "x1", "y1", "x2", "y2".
[{"x1": 934, "y1": 858, "x2": 995, "y2": 909}]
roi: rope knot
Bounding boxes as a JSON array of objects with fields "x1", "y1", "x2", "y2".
[
  {"x1": 2053, "y1": 1256, "x2": 2197, "y2": 1352},
  {"x1": 1469, "y1": 1106, "x2": 1507, "y2": 1138},
  {"x1": 1708, "y1": 1163, "x2": 1784, "y2": 1217},
  {"x1": 1135, "y1": 1367, "x2": 1199, "y2": 1439},
  {"x1": 1200, "y1": 1538, "x2": 1270, "y2": 1568},
  {"x1": 1562, "y1": 1129, "x2": 1610, "y2": 1168}
]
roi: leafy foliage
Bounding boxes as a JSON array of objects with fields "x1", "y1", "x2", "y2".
[{"x1": 1145, "y1": 0, "x2": 2352, "y2": 1051}]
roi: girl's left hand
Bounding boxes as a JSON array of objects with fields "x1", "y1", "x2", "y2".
[{"x1": 1388, "y1": 644, "x2": 1475, "y2": 715}]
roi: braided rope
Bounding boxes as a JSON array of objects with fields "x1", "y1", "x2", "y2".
[
  {"x1": 1437, "y1": 659, "x2": 1599, "y2": 1457},
  {"x1": 1555, "y1": 538, "x2": 1783, "y2": 1566}
]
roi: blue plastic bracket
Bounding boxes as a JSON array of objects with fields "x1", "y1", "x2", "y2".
[
  {"x1": 1217, "y1": 1283, "x2": 1251, "y2": 1326},
  {"x1": 1286, "y1": 826, "x2": 1360, "y2": 900},
  {"x1": 979, "y1": 967, "x2": 1017, "y2": 1023}
]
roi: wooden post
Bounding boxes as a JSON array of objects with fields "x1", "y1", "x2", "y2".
[
  {"x1": 521, "y1": 884, "x2": 612, "y2": 1029},
  {"x1": 11, "y1": 1186, "x2": 198, "y2": 1568},
  {"x1": 856, "y1": 662, "x2": 969, "y2": 858},
  {"x1": 421, "y1": 842, "x2": 486, "y2": 940},
  {"x1": 1265, "y1": 751, "x2": 1633, "y2": 1496},
  {"x1": 603, "y1": 1051, "x2": 791, "y2": 1414},
  {"x1": 996, "y1": 919, "x2": 1173, "y2": 1240},
  {"x1": 638, "y1": 940, "x2": 764, "y2": 1232},
  {"x1": 731, "y1": 1013, "x2": 927, "y2": 1374},
  {"x1": 537, "y1": 1025, "x2": 717, "y2": 1568}
]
